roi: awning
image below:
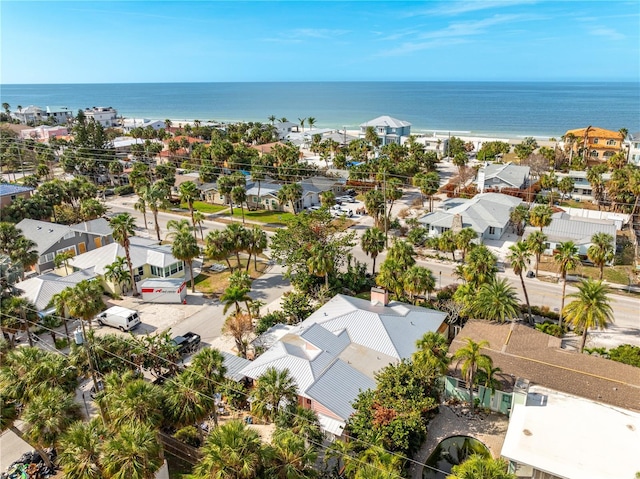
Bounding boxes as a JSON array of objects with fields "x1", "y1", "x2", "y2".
[{"x1": 317, "y1": 413, "x2": 345, "y2": 437}]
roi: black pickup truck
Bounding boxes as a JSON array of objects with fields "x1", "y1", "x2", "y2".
[{"x1": 171, "y1": 332, "x2": 201, "y2": 356}]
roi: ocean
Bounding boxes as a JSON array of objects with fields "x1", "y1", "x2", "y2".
[{"x1": 1, "y1": 82, "x2": 638, "y2": 139}]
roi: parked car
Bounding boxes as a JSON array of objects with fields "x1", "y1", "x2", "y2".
[
  {"x1": 171, "y1": 332, "x2": 201, "y2": 356},
  {"x1": 95, "y1": 306, "x2": 141, "y2": 332},
  {"x1": 338, "y1": 195, "x2": 356, "y2": 203}
]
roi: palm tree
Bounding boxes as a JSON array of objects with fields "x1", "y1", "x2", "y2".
[
  {"x1": 193, "y1": 210, "x2": 206, "y2": 242},
  {"x1": 587, "y1": 232, "x2": 614, "y2": 280},
  {"x1": 251, "y1": 367, "x2": 298, "y2": 422},
  {"x1": 361, "y1": 227, "x2": 386, "y2": 275},
  {"x1": 231, "y1": 185, "x2": 247, "y2": 224},
  {"x1": 268, "y1": 115, "x2": 276, "y2": 125},
  {"x1": 403, "y1": 265, "x2": 436, "y2": 304},
  {"x1": 22, "y1": 387, "x2": 81, "y2": 455},
  {"x1": 306, "y1": 117, "x2": 316, "y2": 131},
  {"x1": 386, "y1": 239, "x2": 416, "y2": 270},
  {"x1": 298, "y1": 117, "x2": 306, "y2": 133},
  {"x1": 144, "y1": 182, "x2": 169, "y2": 241},
  {"x1": 448, "y1": 455, "x2": 516, "y2": 479},
  {"x1": 179, "y1": 181, "x2": 200, "y2": 238},
  {"x1": 246, "y1": 225, "x2": 268, "y2": 271},
  {"x1": 11, "y1": 237, "x2": 38, "y2": 279},
  {"x1": 67, "y1": 279, "x2": 105, "y2": 330},
  {"x1": 221, "y1": 285, "x2": 252, "y2": 318},
  {"x1": 307, "y1": 243, "x2": 334, "y2": 288},
  {"x1": 563, "y1": 279, "x2": 614, "y2": 353},
  {"x1": 205, "y1": 229, "x2": 233, "y2": 270},
  {"x1": 509, "y1": 204, "x2": 529, "y2": 236},
  {"x1": 507, "y1": 241, "x2": 533, "y2": 321},
  {"x1": 58, "y1": 419, "x2": 106, "y2": 479},
  {"x1": 471, "y1": 278, "x2": 520, "y2": 322},
  {"x1": 106, "y1": 376, "x2": 165, "y2": 429},
  {"x1": 101, "y1": 423, "x2": 163, "y2": 479},
  {"x1": 190, "y1": 348, "x2": 226, "y2": 426},
  {"x1": 167, "y1": 219, "x2": 200, "y2": 293},
  {"x1": 134, "y1": 196, "x2": 148, "y2": 229},
  {"x1": 413, "y1": 332, "x2": 449, "y2": 377},
  {"x1": 104, "y1": 256, "x2": 131, "y2": 294},
  {"x1": 164, "y1": 369, "x2": 215, "y2": 430},
  {"x1": 376, "y1": 259, "x2": 404, "y2": 299},
  {"x1": 439, "y1": 230, "x2": 458, "y2": 260},
  {"x1": 455, "y1": 227, "x2": 477, "y2": 260},
  {"x1": 277, "y1": 183, "x2": 303, "y2": 214},
  {"x1": 267, "y1": 429, "x2": 318, "y2": 479},
  {"x1": 453, "y1": 338, "x2": 493, "y2": 411},
  {"x1": 554, "y1": 241, "x2": 580, "y2": 328},
  {"x1": 529, "y1": 204, "x2": 553, "y2": 232},
  {"x1": 1, "y1": 296, "x2": 39, "y2": 346},
  {"x1": 194, "y1": 420, "x2": 264, "y2": 479},
  {"x1": 52, "y1": 287, "x2": 73, "y2": 339},
  {"x1": 109, "y1": 213, "x2": 139, "y2": 296},
  {"x1": 526, "y1": 230, "x2": 548, "y2": 278}
]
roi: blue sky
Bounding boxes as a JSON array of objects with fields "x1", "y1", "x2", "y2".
[{"x1": 2, "y1": 1, "x2": 638, "y2": 83}]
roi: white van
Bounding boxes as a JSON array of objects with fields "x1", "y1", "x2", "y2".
[{"x1": 95, "y1": 306, "x2": 141, "y2": 332}]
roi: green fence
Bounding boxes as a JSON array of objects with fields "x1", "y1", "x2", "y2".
[{"x1": 442, "y1": 376, "x2": 513, "y2": 416}]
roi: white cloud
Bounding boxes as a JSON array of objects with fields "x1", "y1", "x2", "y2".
[
  {"x1": 589, "y1": 27, "x2": 625, "y2": 40},
  {"x1": 406, "y1": 0, "x2": 538, "y2": 17}
]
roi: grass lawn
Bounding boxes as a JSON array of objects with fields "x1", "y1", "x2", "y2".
[
  {"x1": 194, "y1": 257, "x2": 270, "y2": 297},
  {"x1": 187, "y1": 201, "x2": 228, "y2": 214},
  {"x1": 536, "y1": 256, "x2": 634, "y2": 285},
  {"x1": 558, "y1": 199, "x2": 600, "y2": 211},
  {"x1": 228, "y1": 209, "x2": 295, "y2": 225}
]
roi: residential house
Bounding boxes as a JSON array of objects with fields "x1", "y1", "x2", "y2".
[
  {"x1": 19, "y1": 268, "x2": 98, "y2": 314},
  {"x1": 563, "y1": 126, "x2": 624, "y2": 163},
  {"x1": 0, "y1": 184, "x2": 34, "y2": 208},
  {"x1": 15, "y1": 218, "x2": 114, "y2": 274},
  {"x1": 627, "y1": 131, "x2": 640, "y2": 166},
  {"x1": 359, "y1": 116, "x2": 411, "y2": 146},
  {"x1": 554, "y1": 170, "x2": 611, "y2": 202},
  {"x1": 83, "y1": 107, "x2": 118, "y2": 127},
  {"x1": 475, "y1": 163, "x2": 530, "y2": 193},
  {"x1": 447, "y1": 320, "x2": 640, "y2": 479},
  {"x1": 12, "y1": 106, "x2": 73, "y2": 125},
  {"x1": 240, "y1": 291, "x2": 448, "y2": 438},
  {"x1": 19, "y1": 125, "x2": 69, "y2": 141},
  {"x1": 275, "y1": 121, "x2": 298, "y2": 140},
  {"x1": 121, "y1": 118, "x2": 165, "y2": 133},
  {"x1": 418, "y1": 192, "x2": 523, "y2": 240},
  {"x1": 522, "y1": 211, "x2": 617, "y2": 256},
  {"x1": 69, "y1": 236, "x2": 185, "y2": 294}
]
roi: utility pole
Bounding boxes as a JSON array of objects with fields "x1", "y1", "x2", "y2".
[{"x1": 383, "y1": 171, "x2": 388, "y2": 247}]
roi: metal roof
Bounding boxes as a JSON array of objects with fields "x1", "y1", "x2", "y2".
[
  {"x1": 70, "y1": 218, "x2": 112, "y2": 237},
  {"x1": 360, "y1": 115, "x2": 411, "y2": 128},
  {"x1": 220, "y1": 351, "x2": 252, "y2": 382},
  {"x1": 0, "y1": 184, "x2": 34, "y2": 196},
  {"x1": 535, "y1": 213, "x2": 617, "y2": 245},
  {"x1": 19, "y1": 268, "x2": 97, "y2": 311},
  {"x1": 479, "y1": 163, "x2": 530, "y2": 188},
  {"x1": 69, "y1": 242, "x2": 180, "y2": 275}
]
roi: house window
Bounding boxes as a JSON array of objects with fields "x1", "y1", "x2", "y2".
[
  {"x1": 488, "y1": 226, "x2": 496, "y2": 235},
  {"x1": 593, "y1": 138, "x2": 599, "y2": 144},
  {"x1": 178, "y1": 262, "x2": 184, "y2": 272},
  {"x1": 10, "y1": 195, "x2": 16, "y2": 200},
  {"x1": 590, "y1": 150, "x2": 599, "y2": 157},
  {"x1": 606, "y1": 139, "x2": 616, "y2": 146},
  {"x1": 39, "y1": 252, "x2": 56, "y2": 264},
  {"x1": 137, "y1": 266, "x2": 144, "y2": 276},
  {"x1": 170, "y1": 263, "x2": 179, "y2": 275},
  {"x1": 63, "y1": 231, "x2": 75, "y2": 240},
  {"x1": 164, "y1": 266, "x2": 171, "y2": 277},
  {"x1": 151, "y1": 265, "x2": 159, "y2": 276},
  {"x1": 441, "y1": 227, "x2": 450, "y2": 233}
]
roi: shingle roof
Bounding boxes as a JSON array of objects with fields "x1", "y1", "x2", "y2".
[
  {"x1": 0, "y1": 184, "x2": 35, "y2": 196},
  {"x1": 449, "y1": 320, "x2": 640, "y2": 412},
  {"x1": 70, "y1": 218, "x2": 112, "y2": 237},
  {"x1": 360, "y1": 116, "x2": 411, "y2": 128},
  {"x1": 16, "y1": 219, "x2": 73, "y2": 254},
  {"x1": 19, "y1": 268, "x2": 97, "y2": 311},
  {"x1": 479, "y1": 163, "x2": 530, "y2": 188}
]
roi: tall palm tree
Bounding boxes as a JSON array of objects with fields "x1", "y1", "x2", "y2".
[
  {"x1": 246, "y1": 225, "x2": 268, "y2": 271},
  {"x1": 455, "y1": 227, "x2": 478, "y2": 261},
  {"x1": 106, "y1": 377, "x2": 165, "y2": 429},
  {"x1": 413, "y1": 332, "x2": 449, "y2": 377},
  {"x1": 225, "y1": 223, "x2": 249, "y2": 269},
  {"x1": 438, "y1": 230, "x2": 458, "y2": 260},
  {"x1": 231, "y1": 185, "x2": 247, "y2": 224},
  {"x1": 277, "y1": 183, "x2": 303, "y2": 214},
  {"x1": 52, "y1": 287, "x2": 73, "y2": 339},
  {"x1": 167, "y1": 219, "x2": 200, "y2": 293},
  {"x1": 526, "y1": 231, "x2": 548, "y2": 277},
  {"x1": 58, "y1": 419, "x2": 106, "y2": 479},
  {"x1": 386, "y1": 239, "x2": 416, "y2": 270},
  {"x1": 220, "y1": 285, "x2": 252, "y2": 318},
  {"x1": 179, "y1": 180, "x2": 200, "y2": 238},
  {"x1": 563, "y1": 279, "x2": 614, "y2": 353},
  {"x1": 104, "y1": 256, "x2": 131, "y2": 294},
  {"x1": 307, "y1": 243, "x2": 334, "y2": 288},
  {"x1": 163, "y1": 369, "x2": 215, "y2": 430},
  {"x1": 205, "y1": 229, "x2": 233, "y2": 270},
  {"x1": 361, "y1": 227, "x2": 385, "y2": 275},
  {"x1": 507, "y1": 240, "x2": 533, "y2": 321},
  {"x1": 251, "y1": 367, "x2": 298, "y2": 422},
  {"x1": 194, "y1": 420, "x2": 264, "y2": 479},
  {"x1": 11, "y1": 236, "x2": 39, "y2": 279},
  {"x1": 471, "y1": 278, "x2": 520, "y2": 322},
  {"x1": 134, "y1": 195, "x2": 148, "y2": 229},
  {"x1": 67, "y1": 279, "x2": 105, "y2": 329},
  {"x1": 109, "y1": 213, "x2": 139, "y2": 296},
  {"x1": 452, "y1": 338, "x2": 492, "y2": 411},
  {"x1": 587, "y1": 232, "x2": 614, "y2": 280},
  {"x1": 298, "y1": 117, "x2": 306, "y2": 133},
  {"x1": 267, "y1": 429, "x2": 318, "y2": 479},
  {"x1": 1, "y1": 296, "x2": 39, "y2": 346},
  {"x1": 144, "y1": 182, "x2": 169, "y2": 241},
  {"x1": 101, "y1": 423, "x2": 163, "y2": 479},
  {"x1": 509, "y1": 204, "x2": 530, "y2": 236},
  {"x1": 554, "y1": 241, "x2": 580, "y2": 328},
  {"x1": 528, "y1": 204, "x2": 553, "y2": 232},
  {"x1": 193, "y1": 210, "x2": 206, "y2": 242},
  {"x1": 403, "y1": 265, "x2": 436, "y2": 304},
  {"x1": 190, "y1": 348, "x2": 226, "y2": 426}
]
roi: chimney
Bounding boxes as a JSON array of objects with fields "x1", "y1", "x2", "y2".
[
  {"x1": 370, "y1": 287, "x2": 389, "y2": 306},
  {"x1": 451, "y1": 213, "x2": 463, "y2": 233}
]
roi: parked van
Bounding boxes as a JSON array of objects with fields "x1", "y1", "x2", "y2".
[{"x1": 95, "y1": 306, "x2": 141, "y2": 332}]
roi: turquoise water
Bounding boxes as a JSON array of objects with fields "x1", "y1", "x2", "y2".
[
  {"x1": 423, "y1": 435, "x2": 491, "y2": 479},
  {"x1": 1, "y1": 82, "x2": 638, "y2": 138}
]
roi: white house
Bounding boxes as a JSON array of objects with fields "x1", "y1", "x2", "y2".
[
  {"x1": 83, "y1": 107, "x2": 118, "y2": 127},
  {"x1": 554, "y1": 170, "x2": 611, "y2": 202},
  {"x1": 12, "y1": 105, "x2": 73, "y2": 125},
  {"x1": 121, "y1": 118, "x2": 165, "y2": 132},
  {"x1": 627, "y1": 131, "x2": 640, "y2": 166},
  {"x1": 475, "y1": 163, "x2": 530, "y2": 193},
  {"x1": 418, "y1": 192, "x2": 523, "y2": 240},
  {"x1": 240, "y1": 291, "x2": 448, "y2": 438},
  {"x1": 502, "y1": 385, "x2": 640, "y2": 479},
  {"x1": 359, "y1": 116, "x2": 411, "y2": 146},
  {"x1": 523, "y1": 212, "x2": 617, "y2": 256}
]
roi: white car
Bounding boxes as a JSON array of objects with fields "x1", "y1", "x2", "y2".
[{"x1": 338, "y1": 195, "x2": 356, "y2": 203}]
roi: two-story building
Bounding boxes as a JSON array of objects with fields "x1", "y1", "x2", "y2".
[
  {"x1": 12, "y1": 105, "x2": 73, "y2": 125},
  {"x1": 16, "y1": 218, "x2": 114, "y2": 274},
  {"x1": 627, "y1": 131, "x2": 640, "y2": 166},
  {"x1": 83, "y1": 107, "x2": 118, "y2": 127},
  {"x1": 563, "y1": 126, "x2": 624, "y2": 163},
  {"x1": 475, "y1": 163, "x2": 530, "y2": 193},
  {"x1": 19, "y1": 125, "x2": 69, "y2": 141},
  {"x1": 554, "y1": 170, "x2": 611, "y2": 202},
  {"x1": 359, "y1": 116, "x2": 411, "y2": 146}
]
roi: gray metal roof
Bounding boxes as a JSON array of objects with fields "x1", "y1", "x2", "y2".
[
  {"x1": 535, "y1": 213, "x2": 617, "y2": 245},
  {"x1": 70, "y1": 218, "x2": 112, "y2": 237},
  {"x1": 220, "y1": 351, "x2": 252, "y2": 381},
  {"x1": 360, "y1": 116, "x2": 411, "y2": 128},
  {"x1": 0, "y1": 184, "x2": 34, "y2": 197},
  {"x1": 305, "y1": 359, "x2": 376, "y2": 420},
  {"x1": 19, "y1": 268, "x2": 97, "y2": 311},
  {"x1": 69, "y1": 242, "x2": 180, "y2": 274},
  {"x1": 479, "y1": 163, "x2": 530, "y2": 188}
]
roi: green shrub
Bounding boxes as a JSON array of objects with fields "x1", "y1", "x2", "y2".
[
  {"x1": 114, "y1": 185, "x2": 134, "y2": 196},
  {"x1": 55, "y1": 338, "x2": 69, "y2": 350},
  {"x1": 609, "y1": 344, "x2": 640, "y2": 368},
  {"x1": 255, "y1": 311, "x2": 287, "y2": 335},
  {"x1": 535, "y1": 322, "x2": 566, "y2": 338},
  {"x1": 173, "y1": 426, "x2": 201, "y2": 447}
]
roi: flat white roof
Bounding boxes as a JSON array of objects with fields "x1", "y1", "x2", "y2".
[{"x1": 501, "y1": 385, "x2": 640, "y2": 479}]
